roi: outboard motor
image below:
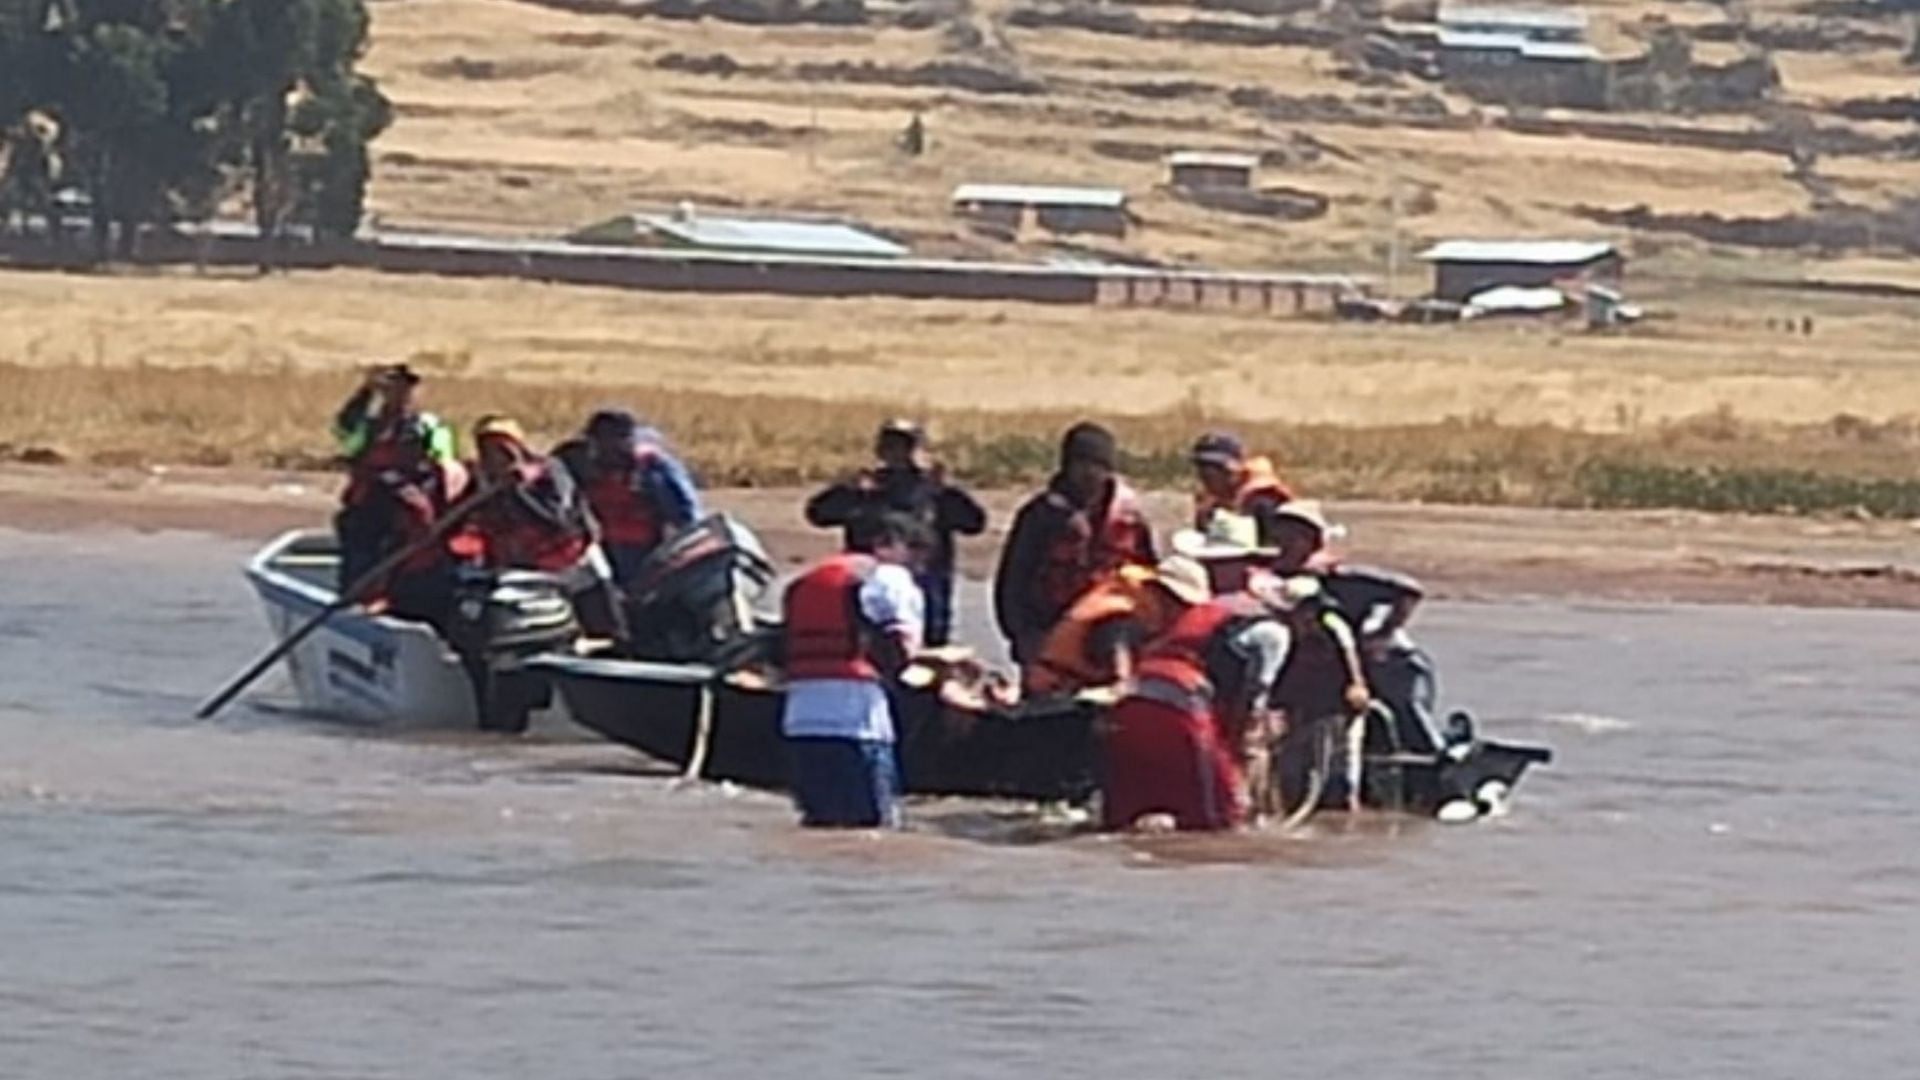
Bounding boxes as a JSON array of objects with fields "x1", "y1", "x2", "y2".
[
  {"x1": 445, "y1": 569, "x2": 579, "y2": 732},
  {"x1": 621, "y1": 514, "x2": 776, "y2": 663}
]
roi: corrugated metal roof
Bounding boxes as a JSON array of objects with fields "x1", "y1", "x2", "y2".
[
  {"x1": 1438, "y1": 4, "x2": 1588, "y2": 31},
  {"x1": 629, "y1": 213, "x2": 908, "y2": 258},
  {"x1": 1418, "y1": 239, "x2": 1618, "y2": 265},
  {"x1": 952, "y1": 184, "x2": 1128, "y2": 209},
  {"x1": 1438, "y1": 29, "x2": 1599, "y2": 59},
  {"x1": 1167, "y1": 151, "x2": 1261, "y2": 170}
]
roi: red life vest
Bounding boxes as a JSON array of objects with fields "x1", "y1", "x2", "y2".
[
  {"x1": 583, "y1": 447, "x2": 662, "y2": 549},
  {"x1": 342, "y1": 422, "x2": 415, "y2": 508},
  {"x1": 1037, "y1": 480, "x2": 1152, "y2": 612},
  {"x1": 784, "y1": 554, "x2": 881, "y2": 682},
  {"x1": 1133, "y1": 598, "x2": 1247, "y2": 705},
  {"x1": 472, "y1": 462, "x2": 590, "y2": 573},
  {"x1": 382, "y1": 461, "x2": 473, "y2": 583}
]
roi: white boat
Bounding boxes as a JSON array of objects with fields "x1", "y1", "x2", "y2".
[{"x1": 243, "y1": 529, "x2": 578, "y2": 731}]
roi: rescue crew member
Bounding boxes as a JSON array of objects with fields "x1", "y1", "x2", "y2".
[
  {"x1": 553, "y1": 408, "x2": 703, "y2": 588},
  {"x1": 780, "y1": 512, "x2": 930, "y2": 829},
  {"x1": 1023, "y1": 555, "x2": 1211, "y2": 697},
  {"x1": 359, "y1": 425, "x2": 476, "y2": 633},
  {"x1": 1268, "y1": 500, "x2": 1443, "y2": 752},
  {"x1": 804, "y1": 419, "x2": 987, "y2": 647},
  {"x1": 1190, "y1": 431, "x2": 1295, "y2": 546},
  {"x1": 993, "y1": 422, "x2": 1156, "y2": 668},
  {"x1": 332, "y1": 364, "x2": 455, "y2": 591},
  {"x1": 468, "y1": 415, "x2": 623, "y2": 638},
  {"x1": 1100, "y1": 576, "x2": 1298, "y2": 832}
]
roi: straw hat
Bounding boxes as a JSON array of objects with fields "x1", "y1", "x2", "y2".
[
  {"x1": 1150, "y1": 554, "x2": 1212, "y2": 606},
  {"x1": 473, "y1": 414, "x2": 527, "y2": 445},
  {"x1": 1170, "y1": 510, "x2": 1276, "y2": 561}
]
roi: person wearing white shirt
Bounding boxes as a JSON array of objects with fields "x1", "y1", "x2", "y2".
[{"x1": 780, "y1": 513, "x2": 929, "y2": 828}]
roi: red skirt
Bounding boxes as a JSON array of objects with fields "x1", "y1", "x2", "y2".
[{"x1": 1101, "y1": 698, "x2": 1245, "y2": 831}]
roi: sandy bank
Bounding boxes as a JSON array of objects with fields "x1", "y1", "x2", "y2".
[{"x1": 7, "y1": 462, "x2": 1920, "y2": 611}]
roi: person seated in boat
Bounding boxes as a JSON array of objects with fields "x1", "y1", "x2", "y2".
[
  {"x1": 1100, "y1": 574, "x2": 1302, "y2": 832},
  {"x1": 780, "y1": 511, "x2": 932, "y2": 829},
  {"x1": 1022, "y1": 555, "x2": 1212, "y2": 699},
  {"x1": 1266, "y1": 500, "x2": 1446, "y2": 753},
  {"x1": 552, "y1": 408, "x2": 703, "y2": 590},
  {"x1": 353, "y1": 425, "x2": 479, "y2": 633},
  {"x1": 332, "y1": 364, "x2": 456, "y2": 592},
  {"x1": 1189, "y1": 431, "x2": 1295, "y2": 544},
  {"x1": 805, "y1": 419, "x2": 988, "y2": 648},
  {"x1": 994, "y1": 422, "x2": 1156, "y2": 671},
  {"x1": 467, "y1": 415, "x2": 624, "y2": 639}
]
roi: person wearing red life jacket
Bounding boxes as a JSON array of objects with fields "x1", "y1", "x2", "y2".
[
  {"x1": 1100, "y1": 576, "x2": 1299, "y2": 832},
  {"x1": 331, "y1": 364, "x2": 456, "y2": 592},
  {"x1": 1189, "y1": 431, "x2": 1296, "y2": 547},
  {"x1": 553, "y1": 408, "x2": 704, "y2": 589},
  {"x1": 345, "y1": 426, "x2": 477, "y2": 635},
  {"x1": 468, "y1": 415, "x2": 624, "y2": 638},
  {"x1": 781, "y1": 512, "x2": 931, "y2": 829},
  {"x1": 993, "y1": 422, "x2": 1156, "y2": 671}
]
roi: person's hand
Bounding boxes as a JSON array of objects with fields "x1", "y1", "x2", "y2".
[
  {"x1": 1344, "y1": 681, "x2": 1372, "y2": 717},
  {"x1": 928, "y1": 458, "x2": 947, "y2": 487},
  {"x1": 394, "y1": 483, "x2": 433, "y2": 518}
]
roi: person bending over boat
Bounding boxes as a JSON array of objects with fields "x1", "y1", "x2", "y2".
[
  {"x1": 467, "y1": 415, "x2": 624, "y2": 639},
  {"x1": 1189, "y1": 431, "x2": 1295, "y2": 546},
  {"x1": 332, "y1": 364, "x2": 456, "y2": 592},
  {"x1": 805, "y1": 419, "x2": 987, "y2": 647},
  {"x1": 994, "y1": 422, "x2": 1156, "y2": 673},
  {"x1": 1100, "y1": 575, "x2": 1299, "y2": 832},
  {"x1": 780, "y1": 512, "x2": 931, "y2": 829},
  {"x1": 552, "y1": 409, "x2": 703, "y2": 589},
  {"x1": 1023, "y1": 555, "x2": 1212, "y2": 698},
  {"x1": 1267, "y1": 501, "x2": 1446, "y2": 753}
]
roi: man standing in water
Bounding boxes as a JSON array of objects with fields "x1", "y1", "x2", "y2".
[
  {"x1": 781, "y1": 513, "x2": 929, "y2": 829},
  {"x1": 332, "y1": 364, "x2": 455, "y2": 590},
  {"x1": 993, "y1": 422, "x2": 1156, "y2": 672},
  {"x1": 804, "y1": 419, "x2": 987, "y2": 647}
]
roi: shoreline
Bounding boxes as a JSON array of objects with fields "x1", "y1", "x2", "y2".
[{"x1": 8, "y1": 462, "x2": 1920, "y2": 612}]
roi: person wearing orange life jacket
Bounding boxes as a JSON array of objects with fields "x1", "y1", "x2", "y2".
[
  {"x1": 468, "y1": 415, "x2": 625, "y2": 638},
  {"x1": 993, "y1": 422, "x2": 1156, "y2": 667},
  {"x1": 1023, "y1": 555, "x2": 1212, "y2": 698},
  {"x1": 1100, "y1": 576, "x2": 1300, "y2": 832},
  {"x1": 552, "y1": 409, "x2": 703, "y2": 589},
  {"x1": 781, "y1": 512, "x2": 931, "y2": 829},
  {"x1": 331, "y1": 364, "x2": 456, "y2": 592},
  {"x1": 1190, "y1": 431, "x2": 1296, "y2": 548}
]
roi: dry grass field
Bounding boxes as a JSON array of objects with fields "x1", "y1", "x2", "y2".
[{"x1": 7, "y1": 0, "x2": 1920, "y2": 515}]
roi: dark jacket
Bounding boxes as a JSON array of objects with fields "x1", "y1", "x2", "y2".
[
  {"x1": 804, "y1": 465, "x2": 987, "y2": 581},
  {"x1": 993, "y1": 473, "x2": 1155, "y2": 662}
]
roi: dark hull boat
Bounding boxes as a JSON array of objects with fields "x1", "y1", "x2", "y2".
[{"x1": 530, "y1": 654, "x2": 1553, "y2": 819}]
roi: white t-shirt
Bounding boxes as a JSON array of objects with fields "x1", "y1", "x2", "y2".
[{"x1": 781, "y1": 562, "x2": 925, "y2": 743}]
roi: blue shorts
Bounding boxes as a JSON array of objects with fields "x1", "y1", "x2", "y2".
[{"x1": 787, "y1": 737, "x2": 901, "y2": 828}]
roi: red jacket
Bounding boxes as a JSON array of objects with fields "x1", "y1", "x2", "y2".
[{"x1": 784, "y1": 554, "x2": 882, "y2": 682}]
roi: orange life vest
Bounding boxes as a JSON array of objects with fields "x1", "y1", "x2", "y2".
[
  {"x1": 1193, "y1": 455, "x2": 1294, "y2": 528},
  {"x1": 582, "y1": 447, "x2": 662, "y2": 549},
  {"x1": 1026, "y1": 565, "x2": 1179, "y2": 694},
  {"x1": 472, "y1": 462, "x2": 590, "y2": 573},
  {"x1": 783, "y1": 553, "x2": 881, "y2": 682},
  {"x1": 1038, "y1": 480, "x2": 1152, "y2": 613}
]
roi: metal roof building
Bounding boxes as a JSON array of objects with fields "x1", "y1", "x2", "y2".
[
  {"x1": 569, "y1": 209, "x2": 909, "y2": 260},
  {"x1": 1437, "y1": 3, "x2": 1589, "y2": 41},
  {"x1": 951, "y1": 184, "x2": 1129, "y2": 209},
  {"x1": 952, "y1": 184, "x2": 1131, "y2": 237},
  {"x1": 1418, "y1": 239, "x2": 1622, "y2": 301}
]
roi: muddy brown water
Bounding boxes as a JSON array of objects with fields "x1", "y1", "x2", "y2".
[{"x1": 1, "y1": 527, "x2": 1914, "y2": 1078}]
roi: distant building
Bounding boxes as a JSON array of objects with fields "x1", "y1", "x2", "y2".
[
  {"x1": 1437, "y1": 3, "x2": 1588, "y2": 43},
  {"x1": 952, "y1": 184, "x2": 1130, "y2": 238},
  {"x1": 1434, "y1": 4, "x2": 1604, "y2": 108},
  {"x1": 1167, "y1": 151, "x2": 1259, "y2": 191},
  {"x1": 1417, "y1": 239, "x2": 1622, "y2": 302},
  {"x1": 568, "y1": 206, "x2": 909, "y2": 260}
]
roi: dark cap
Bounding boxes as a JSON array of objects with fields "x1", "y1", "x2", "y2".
[
  {"x1": 586, "y1": 408, "x2": 639, "y2": 439},
  {"x1": 1190, "y1": 431, "x2": 1246, "y2": 467},
  {"x1": 875, "y1": 418, "x2": 925, "y2": 446},
  {"x1": 1060, "y1": 421, "x2": 1118, "y2": 471},
  {"x1": 378, "y1": 363, "x2": 422, "y2": 386}
]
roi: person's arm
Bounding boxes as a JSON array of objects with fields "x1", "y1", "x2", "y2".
[
  {"x1": 423, "y1": 416, "x2": 456, "y2": 464},
  {"x1": 332, "y1": 386, "x2": 377, "y2": 458},
  {"x1": 860, "y1": 563, "x2": 926, "y2": 678},
  {"x1": 992, "y1": 501, "x2": 1053, "y2": 654},
  {"x1": 934, "y1": 481, "x2": 988, "y2": 537},
  {"x1": 1228, "y1": 619, "x2": 1294, "y2": 716},
  {"x1": 1314, "y1": 606, "x2": 1372, "y2": 715},
  {"x1": 640, "y1": 451, "x2": 703, "y2": 529},
  {"x1": 803, "y1": 480, "x2": 866, "y2": 529}
]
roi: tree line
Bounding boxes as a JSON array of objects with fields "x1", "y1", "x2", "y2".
[{"x1": 0, "y1": 0, "x2": 390, "y2": 260}]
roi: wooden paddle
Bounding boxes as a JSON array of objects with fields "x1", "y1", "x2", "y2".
[{"x1": 195, "y1": 481, "x2": 503, "y2": 720}]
